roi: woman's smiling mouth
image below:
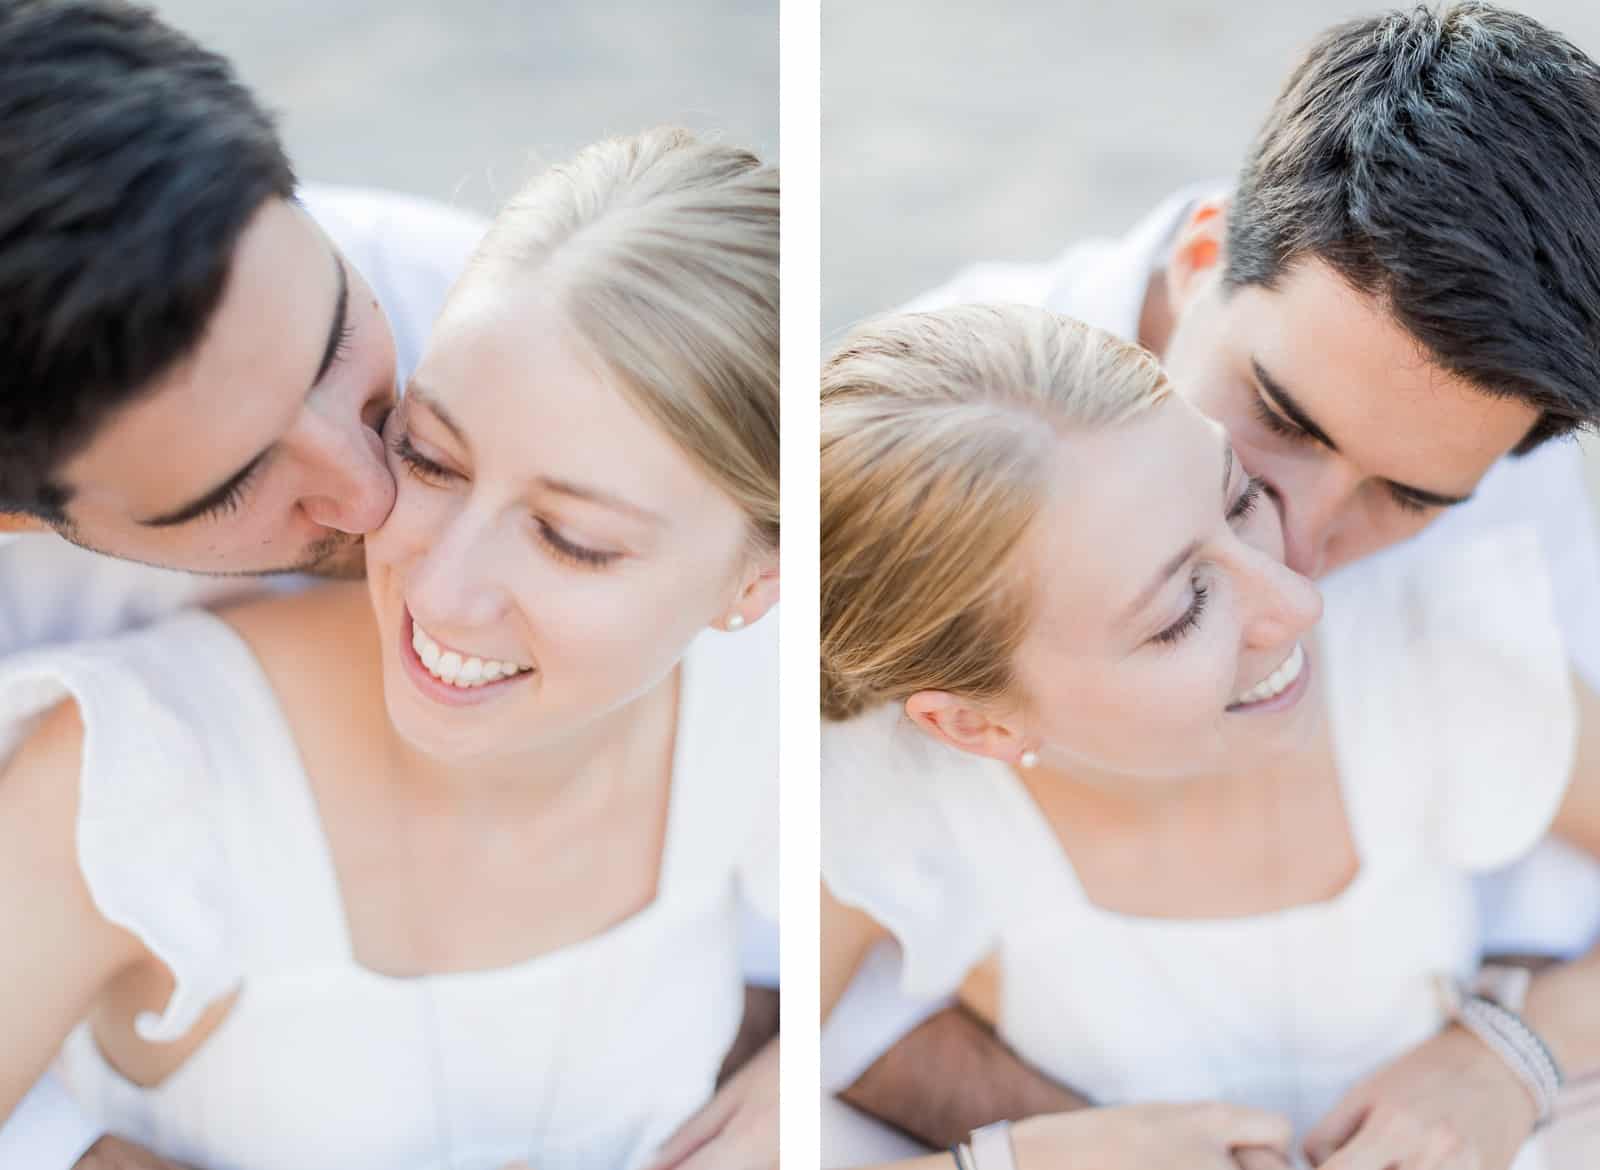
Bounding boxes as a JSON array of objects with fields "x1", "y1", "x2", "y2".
[
  {"x1": 402, "y1": 609, "x2": 536, "y2": 706},
  {"x1": 1226, "y1": 642, "x2": 1309, "y2": 713}
]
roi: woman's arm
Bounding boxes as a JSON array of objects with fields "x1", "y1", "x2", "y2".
[
  {"x1": 0, "y1": 700, "x2": 147, "y2": 1121},
  {"x1": 821, "y1": 884, "x2": 888, "y2": 1024}
]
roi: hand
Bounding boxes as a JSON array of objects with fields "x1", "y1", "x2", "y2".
[
  {"x1": 1305, "y1": 1024, "x2": 1536, "y2": 1169},
  {"x1": 644, "y1": 1037, "x2": 777, "y2": 1170},
  {"x1": 73, "y1": 1136, "x2": 193, "y2": 1170},
  {"x1": 1009, "y1": 1102, "x2": 1294, "y2": 1170}
]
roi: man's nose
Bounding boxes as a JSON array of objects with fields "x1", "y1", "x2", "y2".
[
  {"x1": 298, "y1": 416, "x2": 397, "y2": 534},
  {"x1": 1276, "y1": 463, "x2": 1361, "y2": 580}
]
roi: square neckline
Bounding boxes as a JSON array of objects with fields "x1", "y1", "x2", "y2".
[
  {"x1": 200, "y1": 609, "x2": 702, "y2": 988},
  {"x1": 944, "y1": 641, "x2": 1380, "y2": 934}
]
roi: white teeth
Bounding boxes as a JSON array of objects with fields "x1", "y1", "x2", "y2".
[
  {"x1": 1232, "y1": 642, "x2": 1306, "y2": 707},
  {"x1": 409, "y1": 618, "x2": 532, "y2": 690}
]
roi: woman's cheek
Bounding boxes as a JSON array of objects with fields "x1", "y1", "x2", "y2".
[{"x1": 369, "y1": 473, "x2": 451, "y2": 566}]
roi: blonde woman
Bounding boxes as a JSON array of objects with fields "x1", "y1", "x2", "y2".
[
  {"x1": 0, "y1": 129, "x2": 777, "y2": 1170},
  {"x1": 821, "y1": 305, "x2": 1594, "y2": 1170}
]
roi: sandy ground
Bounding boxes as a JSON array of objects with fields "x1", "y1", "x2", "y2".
[
  {"x1": 151, "y1": 0, "x2": 777, "y2": 218},
  {"x1": 824, "y1": 0, "x2": 1600, "y2": 500}
]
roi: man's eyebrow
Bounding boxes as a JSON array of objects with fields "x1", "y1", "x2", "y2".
[
  {"x1": 310, "y1": 255, "x2": 350, "y2": 388},
  {"x1": 1252, "y1": 358, "x2": 1339, "y2": 451},
  {"x1": 139, "y1": 249, "x2": 347, "y2": 528},
  {"x1": 1252, "y1": 357, "x2": 1472, "y2": 509}
]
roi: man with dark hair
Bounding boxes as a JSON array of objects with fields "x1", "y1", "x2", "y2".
[
  {"x1": 0, "y1": 2, "x2": 487, "y2": 1166},
  {"x1": 0, "y1": 0, "x2": 400, "y2": 577},
  {"x1": 827, "y1": 6, "x2": 1600, "y2": 1169}
]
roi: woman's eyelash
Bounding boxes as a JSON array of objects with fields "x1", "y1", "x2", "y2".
[
  {"x1": 1251, "y1": 395, "x2": 1308, "y2": 443},
  {"x1": 536, "y1": 518, "x2": 620, "y2": 569},
  {"x1": 1152, "y1": 576, "x2": 1209, "y2": 646},
  {"x1": 392, "y1": 431, "x2": 621, "y2": 570},
  {"x1": 392, "y1": 433, "x2": 456, "y2": 483},
  {"x1": 1228, "y1": 476, "x2": 1265, "y2": 522}
]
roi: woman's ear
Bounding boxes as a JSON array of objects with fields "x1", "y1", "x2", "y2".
[
  {"x1": 1164, "y1": 197, "x2": 1229, "y2": 314},
  {"x1": 903, "y1": 690, "x2": 1030, "y2": 765},
  {"x1": 718, "y1": 547, "x2": 779, "y2": 632}
]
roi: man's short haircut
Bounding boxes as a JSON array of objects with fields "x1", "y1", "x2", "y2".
[
  {"x1": 0, "y1": 0, "x2": 295, "y2": 521},
  {"x1": 1225, "y1": 1, "x2": 1600, "y2": 453}
]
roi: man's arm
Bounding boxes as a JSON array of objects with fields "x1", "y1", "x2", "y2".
[
  {"x1": 73, "y1": 1137, "x2": 189, "y2": 1170},
  {"x1": 839, "y1": 1005, "x2": 1089, "y2": 1149},
  {"x1": 822, "y1": 888, "x2": 1088, "y2": 1149}
]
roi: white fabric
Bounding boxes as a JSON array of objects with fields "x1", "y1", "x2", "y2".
[
  {"x1": 824, "y1": 183, "x2": 1600, "y2": 1146},
  {"x1": 822, "y1": 525, "x2": 1572, "y2": 1164},
  {"x1": 0, "y1": 1076, "x2": 100, "y2": 1170},
  {"x1": 0, "y1": 606, "x2": 776, "y2": 1170}
]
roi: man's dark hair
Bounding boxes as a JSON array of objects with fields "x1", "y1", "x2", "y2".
[
  {"x1": 1225, "y1": 2, "x2": 1600, "y2": 453},
  {"x1": 0, "y1": 0, "x2": 294, "y2": 521}
]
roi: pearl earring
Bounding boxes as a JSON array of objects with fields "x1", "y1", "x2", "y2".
[
  {"x1": 727, "y1": 614, "x2": 745, "y2": 630},
  {"x1": 1019, "y1": 749, "x2": 1039, "y2": 769}
]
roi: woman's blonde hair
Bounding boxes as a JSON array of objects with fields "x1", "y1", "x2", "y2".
[
  {"x1": 475, "y1": 127, "x2": 779, "y2": 548},
  {"x1": 821, "y1": 304, "x2": 1171, "y2": 721}
]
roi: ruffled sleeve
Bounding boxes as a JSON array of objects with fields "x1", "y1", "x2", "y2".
[
  {"x1": 0, "y1": 616, "x2": 241, "y2": 1043},
  {"x1": 821, "y1": 705, "x2": 997, "y2": 999},
  {"x1": 1322, "y1": 524, "x2": 1576, "y2": 873}
]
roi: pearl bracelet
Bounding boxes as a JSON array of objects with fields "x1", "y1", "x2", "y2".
[
  {"x1": 968, "y1": 1120, "x2": 1019, "y2": 1170},
  {"x1": 1438, "y1": 974, "x2": 1564, "y2": 1127}
]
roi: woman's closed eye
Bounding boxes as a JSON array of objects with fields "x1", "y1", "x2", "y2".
[
  {"x1": 535, "y1": 518, "x2": 621, "y2": 569},
  {"x1": 1227, "y1": 475, "x2": 1265, "y2": 523},
  {"x1": 392, "y1": 432, "x2": 459, "y2": 485},
  {"x1": 1152, "y1": 576, "x2": 1209, "y2": 646}
]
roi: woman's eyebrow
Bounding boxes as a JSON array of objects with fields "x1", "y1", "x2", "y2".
[{"x1": 536, "y1": 475, "x2": 667, "y2": 526}]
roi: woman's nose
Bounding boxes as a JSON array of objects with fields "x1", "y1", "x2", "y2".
[
  {"x1": 1240, "y1": 546, "x2": 1324, "y2": 649},
  {"x1": 403, "y1": 510, "x2": 511, "y2": 631}
]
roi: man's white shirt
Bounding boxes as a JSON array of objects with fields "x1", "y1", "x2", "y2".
[{"x1": 823, "y1": 184, "x2": 1600, "y2": 1096}]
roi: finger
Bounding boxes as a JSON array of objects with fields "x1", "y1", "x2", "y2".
[
  {"x1": 1313, "y1": 1125, "x2": 1399, "y2": 1170},
  {"x1": 1195, "y1": 1102, "x2": 1296, "y2": 1152},
  {"x1": 1305, "y1": 1097, "x2": 1371, "y2": 1166},
  {"x1": 1234, "y1": 1146, "x2": 1295, "y2": 1170},
  {"x1": 643, "y1": 1099, "x2": 735, "y2": 1170}
]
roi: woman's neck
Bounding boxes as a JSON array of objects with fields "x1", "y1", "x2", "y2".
[{"x1": 377, "y1": 664, "x2": 682, "y2": 823}]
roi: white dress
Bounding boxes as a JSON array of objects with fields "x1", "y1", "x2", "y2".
[
  {"x1": 822, "y1": 524, "x2": 1575, "y2": 1165},
  {"x1": 0, "y1": 608, "x2": 776, "y2": 1170}
]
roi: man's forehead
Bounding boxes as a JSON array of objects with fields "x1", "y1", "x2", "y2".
[{"x1": 1228, "y1": 264, "x2": 1539, "y2": 484}]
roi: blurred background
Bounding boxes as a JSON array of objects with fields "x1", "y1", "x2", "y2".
[
  {"x1": 152, "y1": 0, "x2": 777, "y2": 219},
  {"x1": 824, "y1": 0, "x2": 1600, "y2": 499}
]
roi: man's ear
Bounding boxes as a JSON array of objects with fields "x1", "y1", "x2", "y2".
[
  {"x1": 903, "y1": 690, "x2": 1030, "y2": 766},
  {"x1": 717, "y1": 548, "x2": 779, "y2": 632},
  {"x1": 0, "y1": 512, "x2": 48, "y2": 534},
  {"x1": 1164, "y1": 197, "x2": 1229, "y2": 315}
]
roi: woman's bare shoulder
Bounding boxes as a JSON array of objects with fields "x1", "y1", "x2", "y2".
[{"x1": 212, "y1": 582, "x2": 383, "y2": 726}]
